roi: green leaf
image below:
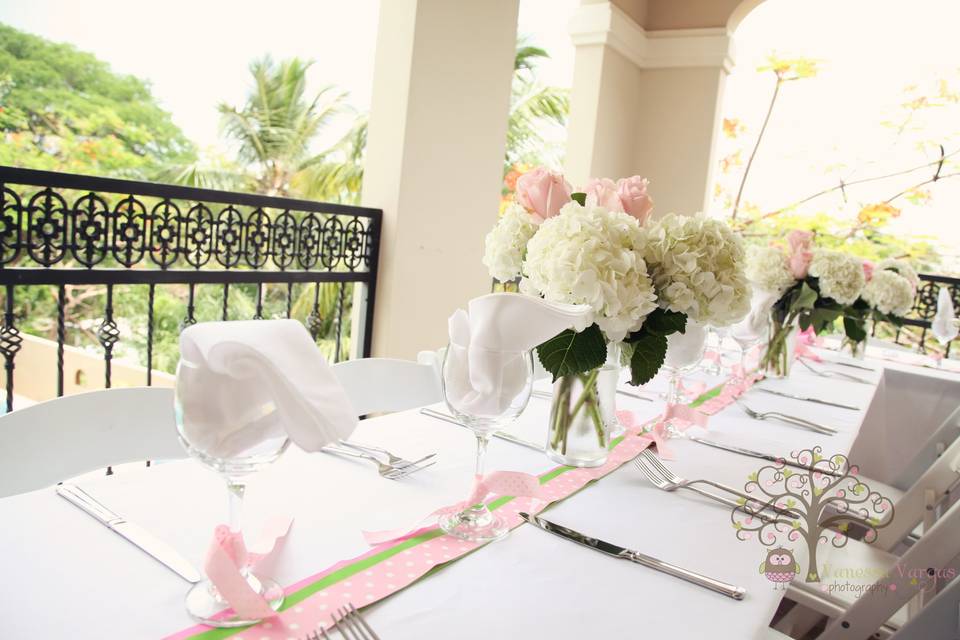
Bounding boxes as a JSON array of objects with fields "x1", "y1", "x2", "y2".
[
  {"x1": 536, "y1": 324, "x2": 606, "y2": 381},
  {"x1": 809, "y1": 307, "x2": 842, "y2": 332},
  {"x1": 843, "y1": 316, "x2": 867, "y2": 342},
  {"x1": 571, "y1": 192, "x2": 586, "y2": 206},
  {"x1": 628, "y1": 332, "x2": 667, "y2": 385},
  {"x1": 793, "y1": 281, "x2": 818, "y2": 311},
  {"x1": 638, "y1": 308, "x2": 687, "y2": 337}
]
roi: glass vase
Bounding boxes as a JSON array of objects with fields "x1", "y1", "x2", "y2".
[
  {"x1": 841, "y1": 337, "x2": 866, "y2": 360},
  {"x1": 762, "y1": 314, "x2": 796, "y2": 378},
  {"x1": 546, "y1": 369, "x2": 609, "y2": 468},
  {"x1": 597, "y1": 342, "x2": 624, "y2": 439}
]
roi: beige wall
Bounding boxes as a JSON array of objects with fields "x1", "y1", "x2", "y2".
[
  {"x1": 362, "y1": 0, "x2": 519, "y2": 360},
  {"x1": 567, "y1": 0, "x2": 755, "y2": 215},
  {"x1": 634, "y1": 66, "x2": 728, "y2": 216},
  {"x1": 566, "y1": 45, "x2": 643, "y2": 187},
  {"x1": 2, "y1": 334, "x2": 174, "y2": 406}
]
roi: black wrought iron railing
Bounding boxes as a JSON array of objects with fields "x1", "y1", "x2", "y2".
[
  {"x1": 0, "y1": 166, "x2": 381, "y2": 411},
  {"x1": 876, "y1": 273, "x2": 960, "y2": 355}
]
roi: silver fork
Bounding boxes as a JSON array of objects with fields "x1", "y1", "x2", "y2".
[
  {"x1": 797, "y1": 358, "x2": 872, "y2": 384},
  {"x1": 323, "y1": 445, "x2": 435, "y2": 480},
  {"x1": 304, "y1": 603, "x2": 381, "y2": 640},
  {"x1": 338, "y1": 439, "x2": 437, "y2": 469},
  {"x1": 735, "y1": 398, "x2": 837, "y2": 435},
  {"x1": 635, "y1": 450, "x2": 797, "y2": 520}
]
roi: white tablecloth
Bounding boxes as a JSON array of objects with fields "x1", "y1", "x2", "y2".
[{"x1": 1, "y1": 355, "x2": 952, "y2": 639}]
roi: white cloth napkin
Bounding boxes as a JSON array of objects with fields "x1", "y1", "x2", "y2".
[
  {"x1": 932, "y1": 287, "x2": 959, "y2": 344},
  {"x1": 445, "y1": 293, "x2": 591, "y2": 416},
  {"x1": 177, "y1": 319, "x2": 357, "y2": 459}
]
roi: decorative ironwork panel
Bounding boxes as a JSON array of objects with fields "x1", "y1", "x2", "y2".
[
  {"x1": 71, "y1": 192, "x2": 110, "y2": 267},
  {"x1": 0, "y1": 165, "x2": 383, "y2": 411},
  {"x1": 26, "y1": 188, "x2": 68, "y2": 265},
  {"x1": 0, "y1": 187, "x2": 22, "y2": 265}
]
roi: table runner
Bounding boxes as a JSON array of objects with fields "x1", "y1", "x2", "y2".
[{"x1": 166, "y1": 376, "x2": 748, "y2": 640}]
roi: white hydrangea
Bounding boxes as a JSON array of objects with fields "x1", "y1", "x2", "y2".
[
  {"x1": 521, "y1": 202, "x2": 658, "y2": 341},
  {"x1": 643, "y1": 213, "x2": 752, "y2": 327},
  {"x1": 808, "y1": 249, "x2": 865, "y2": 305},
  {"x1": 878, "y1": 258, "x2": 920, "y2": 290},
  {"x1": 482, "y1": 203, "x2": 538, "y2": 282},
  {"x1": 862, "y1": 269, "x2": 914, "y2": 316},
  {"x1": 744, "y1": 245, "x2": 796, "y2": 295}
]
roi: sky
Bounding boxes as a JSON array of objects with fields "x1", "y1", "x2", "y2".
[
  {"x1": 0, "y1": 0, "x2": 576, "y2": 151},
  {"x1": 717, "y1": 0, "x2": 960, "y2": 261}
]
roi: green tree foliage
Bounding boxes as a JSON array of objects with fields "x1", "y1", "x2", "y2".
[{"x1": 0, "y1": 23, "x2": 194, "y2": 177}]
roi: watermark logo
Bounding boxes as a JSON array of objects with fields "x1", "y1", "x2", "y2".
[{"x1": 730, "y1": 447, "x2": 895, "y2": 585}]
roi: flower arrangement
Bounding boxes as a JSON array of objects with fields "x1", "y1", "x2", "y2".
[
  {"x1": 482, "y1": 166, "x2": 750, "y2": 465},
  {"x1": 744, "y1": 230, "x2": 916, "y2": 371}
]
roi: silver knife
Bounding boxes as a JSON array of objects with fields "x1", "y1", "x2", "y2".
[
  {"x1": 520, "y1": 512, "x2": 746, "y2": 600},
  {"x1": 419, "y1": 408, "x2": 544, "y2": 452},
  {"x1": 57, "y1": 484, "x2": 202, "y2": 583},
  {"x1": 753, "y1": 387, "x2": 860, "y2": 411},
  {"x1": 616, "y1": 387, "x2": 655, "y2": 402},
  {"x1": 685, "y1": 435, "x2": 842, "y2": 477},
  {"x1": 829, "y1": 360, "x2": 876, "y2": 372}
]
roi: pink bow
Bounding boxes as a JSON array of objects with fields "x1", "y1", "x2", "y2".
[
  {"x1": 621, "y1": 405, "x2": 708, "y2": 460},
  {"x1": 363, "y1": 471, "x2": 544, "y2": 545},
  {"x1": 794, "y1": 327, "x2": 823, "y2": 362},
  {"x1": 203, "y1": 516, "x2": 293, "y2": 620},
  {"x1": 679, "y1": 377, "x2": 708, "y2": 399}
]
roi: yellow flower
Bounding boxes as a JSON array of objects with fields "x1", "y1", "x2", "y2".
[{"x1": 857, "y1": 203, "x2": 901, "y2": 226}]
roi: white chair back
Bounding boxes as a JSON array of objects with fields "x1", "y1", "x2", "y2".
[
  {"x1": 331, "y1": 357, "x2": 442, "y2": 416},
  {"x1": 877, "y1": 432, "x2": 960, "y2": 550},
  {"x1": 890, "y1": 574, "x2": 960, "y2": 639},
  {"x1": 0, "y1": 387, "x2": 182, "y2": 498},
  {"x1": 891, "y1": 403, "x2": 960, "y2": 489},
  {"x1": 819, "y1": 499, "x2": 960, "y2": 640}
]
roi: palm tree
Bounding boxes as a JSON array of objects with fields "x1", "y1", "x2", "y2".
[
  {"x1": 505, "y1": 41, "x2": 569, "y2": 173},
  {"x1": 218, "y1": 56, "x2": 346, "y2": 197}
]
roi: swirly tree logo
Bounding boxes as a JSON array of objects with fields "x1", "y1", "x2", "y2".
[{"x1": 731, "y1": 447, "x2": 895, "y2": 583}]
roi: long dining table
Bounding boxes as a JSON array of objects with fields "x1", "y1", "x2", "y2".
[{"x1": 1, "y1": 346, "x2": 956, "y2": 639}]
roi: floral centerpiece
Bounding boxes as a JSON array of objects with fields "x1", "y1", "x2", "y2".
[
  {"x1": 745, "y1": 231, "x2": 917, "y2": 373},
  {"x1": 841, "y1": 259, "x2": 918, "y2": 357},
  {"x1": 483, "y1": 166, "x2": 750, "y2": 466}
]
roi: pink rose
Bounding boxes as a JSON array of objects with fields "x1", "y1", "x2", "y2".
[
  {"x1": 786, "y1": 230, "x2": 814, "y2": 279},
  {"x1": 515, "y1": 167, "x2": 572, "y2": 222},
  {"x1": 862, "y1": 260, "x2": 875, "y2": 282},
  {"x1": 616, "y1": 176, "x2": 654, "y2": 224},
  {"x1": 583, "y1": 178, "x2": 624, "y2": 212}
]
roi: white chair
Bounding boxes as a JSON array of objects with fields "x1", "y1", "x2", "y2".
[
  {"x1": 331, "y1": 357, "x2": 442, "y2": 416},
  {"x1": 773, "y1": 499, "x2": 960, "y2": 639},
  {"x1": 778, "y1": 439, "x2": 960, "y2": 637},
  {"x1": 0, "y1": 387, "x2": 183, "y2": 498}
]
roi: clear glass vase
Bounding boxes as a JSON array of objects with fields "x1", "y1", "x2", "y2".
[
  {"x1": 762, "y1": 315, "x2": 796, "y2": 378},
  {"x1": 841, "y1": 337, "x2": 866, "y2": 360},
  {"x1": 597, "y1": 342, "x2": 624, "y2": 439},
  {"x1": 546, "y1": 369, "x2": 609, "y2": 468}
]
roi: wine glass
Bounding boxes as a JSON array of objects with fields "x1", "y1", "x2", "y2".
[
  {"x1": 729, "y1": 322, "x2": 763, "y2": 384},
  {"x1": 702, "y1": 326, "x2": 728, "y2": 376},
  {"x1": 440, "y1": 342, "x2": 534, "y2": 542},
  {"x1": 663, "y1": 321, "x2": 708, "y2": 405},
  {"x1": 174, "y1": 359, "x2": 290, "y2": 627}
]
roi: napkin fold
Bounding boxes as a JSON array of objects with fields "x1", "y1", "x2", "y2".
[
  {"x1": 445, "y1": 293, "x2": 591, "y2": 415},
  {"x1": 178, "y1": 319, "x2": 357, "y2": 459},
  {"x1": 730, "y1": 288, "x2": 778, "y2": 343},
  {"x1": 933, "y1": 287, "x2": 959, "y2": 344}
]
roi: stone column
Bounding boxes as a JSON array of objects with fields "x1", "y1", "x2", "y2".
[
  {"x1": 357, "y1": 0, "x2": 519, "y2": 359},
  {"x1": 565, "y1": 0, "x2": 740, "y2": 216}
]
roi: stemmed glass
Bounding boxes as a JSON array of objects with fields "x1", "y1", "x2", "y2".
[
  {"x1": 440, "y1": 343, "x2": 534, "y2": 542},
  {"x1": 730, "y1": 322, "x2": 764, "y2": 384},
  {"x1": 702, "y1": 326, "x2": 728, "y2": 375},
  {"x1": 663, "y1": 321, "x2": 708, "y2": 405},
  {"x1": 174, "y1": 359, "x2": 290, "y2": 627}
]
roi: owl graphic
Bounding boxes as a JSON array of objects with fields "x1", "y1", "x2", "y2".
[{"x1": 760, "y1": 547, "x2": 799, "y2": 589}]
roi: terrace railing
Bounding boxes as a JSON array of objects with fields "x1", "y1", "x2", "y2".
[
  {"x1": 0, "y1": 166, "x2": 381, "y2": 412},
  {"x1": 877, "y1": 273, "x2": 960, "y2": 355}
]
